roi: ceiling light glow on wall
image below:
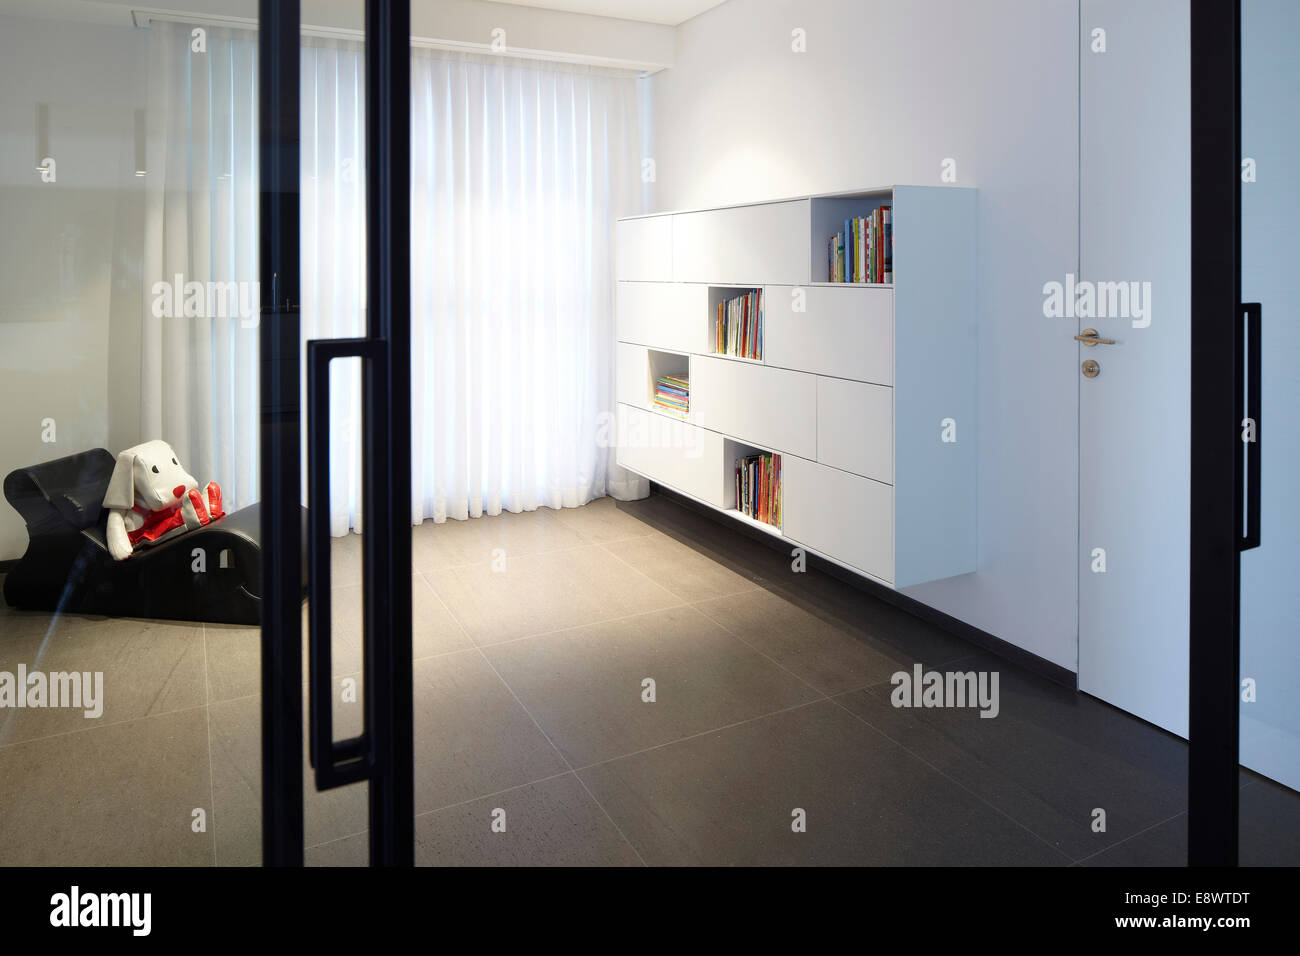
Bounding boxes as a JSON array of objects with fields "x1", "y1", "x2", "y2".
[
  {"x1": 134, "y1": 109, "x2": 147, "y2": 177},
  {"x1": 36, "y1": 102, "x2": 49, "y2": 172}
]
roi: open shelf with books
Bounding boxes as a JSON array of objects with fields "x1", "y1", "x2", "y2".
[
  {"x1": 810, "y1": 190, "x2": 894, "y2": 285},
  {"x1": 723, "y1": 438, "x2": 782, "y2": 534},
  {"x1": 647, "y1": 348, "x2": 690, "y2": 419},
  {"x1": 709, "y1": 286, "x2": 764, "y2": 361}
]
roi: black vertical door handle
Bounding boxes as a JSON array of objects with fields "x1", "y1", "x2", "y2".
[
  {"x1": 1241, "y1": 302, "x2": 1261, "y2": 551},
  {"x1": 306, "y1": 337, "x2": 380, "y2": 787}
]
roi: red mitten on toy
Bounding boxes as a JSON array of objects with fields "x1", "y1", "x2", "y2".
[{"x1": 205, "y1": 482, "x2": 224, "y2": 521}]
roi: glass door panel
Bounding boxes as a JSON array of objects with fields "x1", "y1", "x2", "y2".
[
  {"x1": 0, "y1": 9, "x2": 272, "y2": 865},
  {"x1": 1239, "y1": 0, "x2": 1300, "y2": 860}
]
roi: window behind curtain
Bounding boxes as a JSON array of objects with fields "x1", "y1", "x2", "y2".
[{"x1": 145, "y1": 24, "x2": 644, "y2": 533}]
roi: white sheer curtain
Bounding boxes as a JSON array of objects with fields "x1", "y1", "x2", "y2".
[
  {"x1": 142, "y1": 23, "x2": 259, "y2": 511},
  {"x1": 409, "y1": 49, "x2": 644, "y2": 524},
  {"x1": 143, "y1": 26, "x2": 646, "y2": 534},
  {"x1": 300, "y1": 37, "x2": 367, "y2": 535}
]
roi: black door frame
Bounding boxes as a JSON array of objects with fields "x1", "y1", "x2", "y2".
[
  {"x1": 360, "y1": 0, "x2": 415, "y2": 867},
  {"x1": 260, "y1": 0, "x2": 415, "y2": 867},
  {"x1": 258, "y1": 0, "x2": 305, "y2": 868},
  {"x1": 1187, "y1": 0, "x2": 1242, "y2": 866}
]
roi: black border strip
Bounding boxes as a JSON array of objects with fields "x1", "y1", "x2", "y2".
[{"x1": 1187, "y1": 0, "x2": 1242, "y2": 866}]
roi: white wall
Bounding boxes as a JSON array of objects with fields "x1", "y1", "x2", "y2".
[
  {"x1": 0, "y1": 13, "x2": 147, "y2": 559},
  {"x1": 648, "y1": 0, "x2": 1082, "y2": 669}
]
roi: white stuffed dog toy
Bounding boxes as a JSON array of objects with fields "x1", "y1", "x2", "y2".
[{"x1": 102, "y1": 440, "x2": 225, "y2": 561}]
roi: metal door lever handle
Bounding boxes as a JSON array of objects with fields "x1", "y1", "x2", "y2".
[{"x1": 1074, "y1": 329, "x2": 1115, "y2": 346}]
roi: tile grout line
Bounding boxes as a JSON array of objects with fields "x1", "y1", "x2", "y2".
[
  {"x1": 414, "y1": 769, "x2": 578, "y2": 821},
  {"x1": 200, "y1": 621, "x2": 219, "y2": 867},
  {"x1": 1069, "y1": 808, "x2": 1188, "y2": 866},
  {"x1": 0, "y1": 700, "x2": 212, "y2": 751},
  {"x1": 456, "y1": 599, "x2": 694, "y2": 652},
  {"x1": 416, "y1": 568, "x2": 650, "y2": 867},
  {"x1": 304, "y1": 767, "x2": 585, "y2": 857},
  {"x1": 690, "y1": 601, "x2": 832, "y2": 702},
  {"x1": 412, "y1": 540, "x2": 592, "y2": 578},
  {"x1": 821, "y1": 692, "x2": 1076, "y2": 864},
  {"x1": 409, "y1": 510, "x2": 666, "y2": 578},
  {"x1": 818, "y1": 650, "x2": 991, "y2": 699},
  {"x1": 569, "y1": 697, "x2": 829, "y2": 775},
  {"x1": 594, "y1": 535, "x2": 767, "y2": 606},
  {"x1": 681, "y1": 584, "x2": 988, "y2": 702}
]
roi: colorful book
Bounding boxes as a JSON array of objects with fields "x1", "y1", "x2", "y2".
[
  {"x1": 653, "y1": 373, "x2": 689, "y2": 415},
  {"x1": 882, "y1": 205, "x2": 892, "y2": 283},
  {"x1": 714, "y1": 289, "x2": 763, "y2": 360},
  {"x1": 734, "y1": 452, "x2": 782, "y2": 527}
]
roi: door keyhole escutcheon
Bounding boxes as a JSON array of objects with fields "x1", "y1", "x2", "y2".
[{"x1": 1082, "y1": 359, "x2": 1100, "y2": 378}]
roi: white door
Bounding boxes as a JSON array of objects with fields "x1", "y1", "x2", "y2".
[{"x1": 1078, "y1": 0, "x2": 1191, "y2": 736}]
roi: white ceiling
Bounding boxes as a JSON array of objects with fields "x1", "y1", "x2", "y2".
[{"x1": 486, "y1": 0, "x2": 728, "y2": 26}]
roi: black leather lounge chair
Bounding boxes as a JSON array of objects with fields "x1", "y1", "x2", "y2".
[{"x1": 3, "y1": 448, "x2": 306, "y2": 625}]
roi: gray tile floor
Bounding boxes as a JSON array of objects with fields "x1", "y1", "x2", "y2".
[{"x1": 1, "y1": 491, "x2": 1298, "y2": 866}]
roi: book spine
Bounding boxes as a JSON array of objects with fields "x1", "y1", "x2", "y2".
[
  {"x1": 855, "y1": 217, "x2": 862, "y2": 283},
  {"x1": 775, "y1": 455, "x2": 782, "y2": 526},
  {"x1": 869, "y1": 210, "x2": 877, "y2": 284},
  {"x1": 883, "y1": 206, "x2": 892, "y2": 283},
  {"x1": 844, "y1": 219, "x2": 852, "y2": 284},
  {"x1": 879, "y1": 208, "x2": 885, "y2": 283},
  {"x1": 852, "y1": 219, "x2": 863, "y2": 283},
  {"x1": 862, "y1": 216, "x2": 870, "y2": 285},
  {"x1": 851, "y1": 218, "x2": 859, "y2": 283}
]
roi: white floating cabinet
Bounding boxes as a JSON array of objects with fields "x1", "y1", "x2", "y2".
[
  {"x1": 615, "y1": 214, "x2": 673, "y2": 281},
  {"x1": 692, "y1": 356, "x2": 817, "y2": 461},
  {"x1": 616, "y1": 342, "x2": 649, "y2": 410},
  {"x1": 783, "y1": 456, "x2": 895, "y2": 584},
  {"x1": 617, "y1": 404, "x2": 724, "y2": 508},
  {"x1": 671, "y1": 200, "x2": 810, "y2": 285},
  {"x1": 617, "y1": 281, "x2": 708, "y2": 354},
  {"x1": 765, "y1": 285, "x2": 893, "y2": 384},
  {"x1": 817, "y1": 377, "x2": 893, "y2": 484},
  {"x1": 615, "y1": 185, "x2": 977, "y2": 589}
]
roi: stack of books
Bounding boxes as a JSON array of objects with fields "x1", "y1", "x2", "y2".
[
  {"x1": 828, "y1": 205, "x2": 892, "y2": 283},
  {"x1": 734, "y1": 452, "x2": 782, "y2": 528},
  {"x1": 714, "y1": 289, "x2": 763, "y2": 360},
  {"x1": 653, "y1": 373, "x2": 689, "y2": 415}
]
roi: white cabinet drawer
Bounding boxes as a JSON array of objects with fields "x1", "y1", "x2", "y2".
[
  {"x1": 818, "y1": 377, "x2": 893, "y2": 483},
  {"x1": 617, "y1": 282, "x2": 707, "y2": 354},
  {"x1": 691, "y1": 356, "x2": 817, "y2": 460},
  {"x1": 672, "y1": 201, "x2": 810, "y2": 284},
  {"x1": 616, "y1": 404, "x2": 724, "y2": 506},
  {"x1": 616, "y1": 216, "x2": 673, "y2": 281},
  {"x1": 783, "y1": 456, "x2": 894, "y2": 583},
  {"x1": 616, "y1": 343, "x2": 649, "y2": 409},
  {"x1": 765, "y1": 286, "x2": 893, "y2": 384}
]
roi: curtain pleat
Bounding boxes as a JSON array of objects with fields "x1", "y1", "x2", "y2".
[
  {"x1": 409, "y1": 49, "x2": 646, "y2": 526},
  {"x1": 143, "y1": 23, "x2": 258, "y2": 512}
]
